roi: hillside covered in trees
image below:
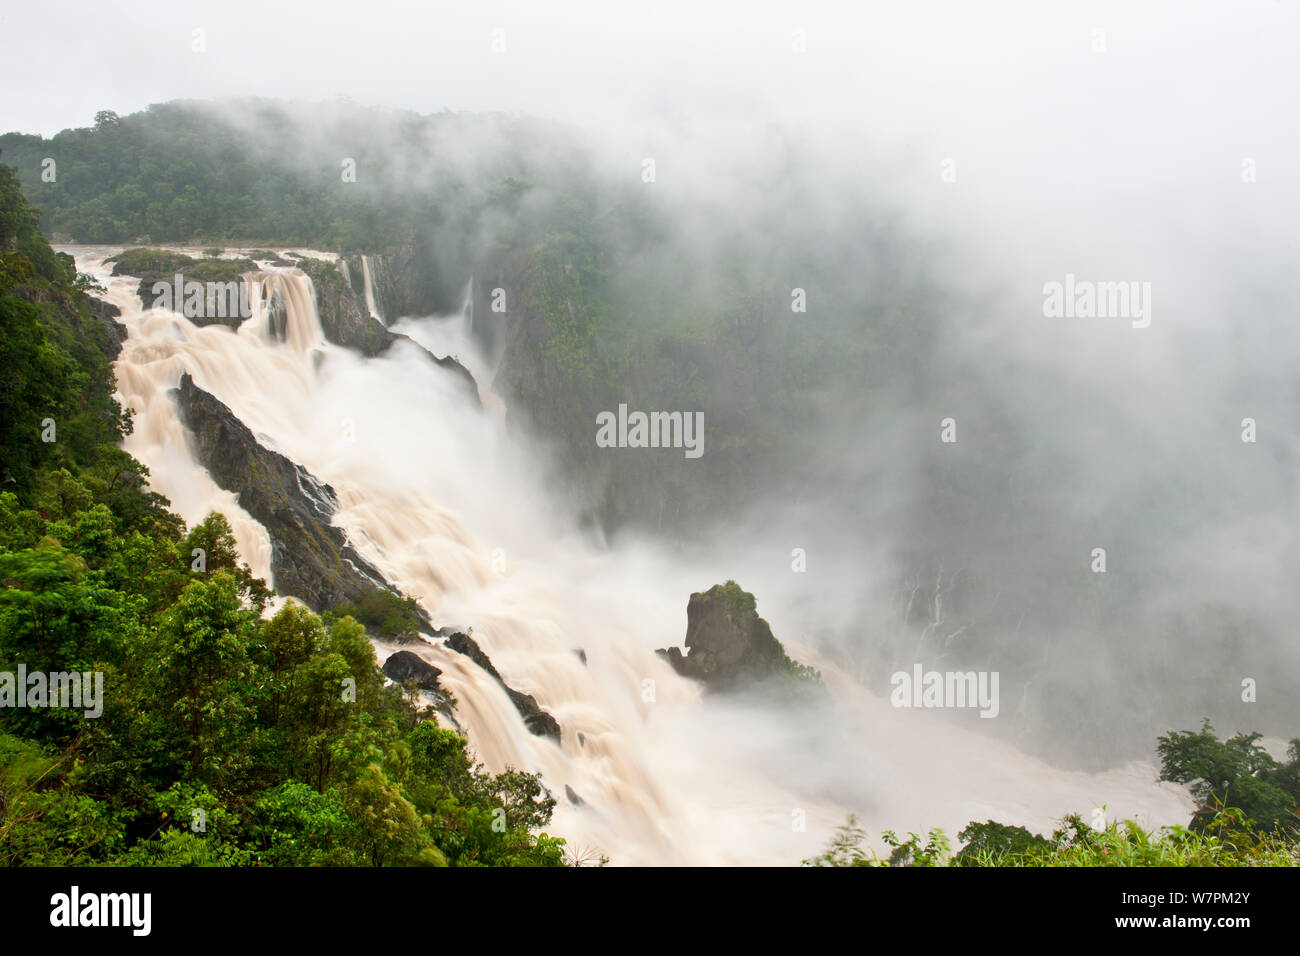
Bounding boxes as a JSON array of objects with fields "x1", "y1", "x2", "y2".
[{"x1": 0, "y1": 157, "x2": 569, "y2": 866}]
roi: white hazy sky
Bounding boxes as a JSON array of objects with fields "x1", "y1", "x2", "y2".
[
  {"x1": 2, "y1": 0, "x2": 1297, "y2": 281},
  {"x1": 3, "y1": 0, "x2": 1298, "y2": 150}
]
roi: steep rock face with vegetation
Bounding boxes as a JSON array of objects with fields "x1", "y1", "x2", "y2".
[
  {"x1": 0, "y1": 169, "x2": 132, "y2": 492},
  {"x1": 486, "y1": 246, "x2": 620, "y2": 522},
  {"x1": 367, "y1": 242, "x2": 455, "y2": 320},
  {"x1": 295, "y1": 256, "x2": 481, "y2": 405},
  {"x1": 174, "y1": 371, "x2": 416, "y2": 617},
  {"x1": 83, "y1": 295, "x2": 126, "y2": 357},
  {"x1": 295, "y1": 255, "x2": 395, "y2": 355},
  {"x1": 656, "y1": 581, "x2": 821, "y2": 693},
  {"x1": 483, "y1": 242, "x2": 796, "y2": 534}
]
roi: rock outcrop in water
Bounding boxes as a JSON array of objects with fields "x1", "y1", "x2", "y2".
[
  {"x1": 443, "y1": 631, "x2": 562, "y2": 742},
  {"x1": 382, "y1": 650, "x2": 442, "y2": 690},
  {"x1": 656, "y1": 581, "x2": 821, "y2": 694},
  {"x1": 108, "y1": 248, "x2": 257, "y2": 329},
  {"x1": 173, "y1": 371, "x2": 423, "y2": 618}
]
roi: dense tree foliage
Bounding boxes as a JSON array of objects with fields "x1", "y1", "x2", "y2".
[
  {"x1": 0, "y1": 100, "x2": 591, "y2": 312},
  {"x1": 1157, "y1": 719, "x2": 1300, "y2": 835},
  {"x1": 0, "y1": 157, "x2": 566, "y2": 866}
]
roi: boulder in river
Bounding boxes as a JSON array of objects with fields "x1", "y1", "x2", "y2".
[{"x1": 382, "y1": 650, "x2": 442, "y2": 691}]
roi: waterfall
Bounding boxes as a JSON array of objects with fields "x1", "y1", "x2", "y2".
[
  {"x1": 71, "y1": 245, "x2": 1196, "y2": 865},
  {"x1": 248, "y1": 270, "x2": 327, "y2": 353},
  {"x1": 361, "y1": 254, "x2": 383, "y2": 323},
  {"x1": 465, "y1": 273, "x2": 475, "y2": 337}
]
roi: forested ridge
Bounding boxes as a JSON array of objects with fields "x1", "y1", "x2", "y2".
[
  {"x1": 0, "y1": 102, "x2": 533, "y2": 250},
  {"x1": 0, "y1": 158, "x2": 569, "y2": 866}
]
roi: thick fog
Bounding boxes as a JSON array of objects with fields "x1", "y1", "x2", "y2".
[{"x1": 6, "y1": 1, "x2": 1299, "y2": 775}]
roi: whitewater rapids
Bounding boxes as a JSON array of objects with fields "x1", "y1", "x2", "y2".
[{"x1": 65, "y1": 245, "x2": 1196, "y2": 865}]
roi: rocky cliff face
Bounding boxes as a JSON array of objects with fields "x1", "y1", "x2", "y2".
[
  {"x1": 483, "y1": 250, "x2": 762, "y2": 534},
  {"x1": 656, "y1": 581, "x2": 820, "y2": 694},
  {"x1": 294, "y1": 257, "x2": 394, "y2": 355},
  {"x1": 466, "y1": 245, "x2": 519, "y2": 357},
  {"x1": 481, "y1": 246, "x2": 650, "y2": 532},
  {"x1": 368, "y1": 245, "x2": 452, "y2": 320},
  {"x1": 84, "y1": 295, "x2": 126, "y2": 359},
  {"x1": 173, "y1": 371, "x2": 422, "y2": 617}
]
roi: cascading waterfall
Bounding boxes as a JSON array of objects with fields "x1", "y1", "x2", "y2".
[
  {"x1": 253, "y1": 269, "x2": 328, "y2": 353},
  {"x1": 71, "y1": 245, "x2": 1197, "y2": 865},
  {"x1": 360, "y1": 254, "x2": 382, "y2": 323},
  {"x1": 465, "y1": 273, "x2": 474, "y2": 337}
]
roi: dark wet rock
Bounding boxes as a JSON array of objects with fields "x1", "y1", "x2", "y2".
[
  {"x1": 382, "y1": 650, "x2": 442, "y2": 690},
  {"x1": 523, "y1": 710, "x2": 561, "y2": 741},
  {"x1": 368, "y1": 244, "x2": 453, "y2": 321},
  {"x1": 444, "y1": 631, "x2": 562, "y2": 742},
  {"x1": 574, "y1": 648, "x2": 587, "y2": 666},
  {"x1": 84, "y1": 296, "x2": 126, "y2": 358},
  {"x1": 565, "y1": 784, "x2": 585, "y2": 807},
  {"x1": 295, "y1": 257, "x2": 393, "y2": 353},
  {"x1": 173, "y1": 371, "x2": 425, "y2": 621},
  {"x1": 443, "y1": 631, "x2": 497, "y2": 676}
]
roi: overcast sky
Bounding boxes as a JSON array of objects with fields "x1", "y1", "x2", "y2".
[
  {"x1": 3, "y1": 1, "x2": 1297, "y2": 299},
  {"x1": 4, "y1": 1, "x2": 1297, "y2": 151}
]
